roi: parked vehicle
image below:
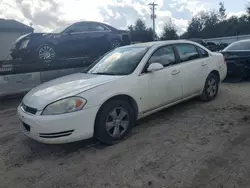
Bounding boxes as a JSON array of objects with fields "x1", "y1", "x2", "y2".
[
  {"x1": 189, "y1": 38, "x2": 223, "y2": 52},
  {"x1": 221, "y1": 39, "x2": 250, "y2": 80},
  {"x1": 206, "y1": 42, "x2": 218, "y2": 51},
  {"x1": 189, "y1": 38, "x2": 207, "y2": 46},
  {"x1": 11, "y1": 21, "x2": 130, "y2": 62},
  {"x1": 217, "y1": 42, "x2": 228, "y2": 50},
  {"x1": 17, "y1": 40, "x2": 227, "y2": 144}
]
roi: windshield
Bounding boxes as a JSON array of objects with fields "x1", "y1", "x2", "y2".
[
  {"x1": 87, "y1": 46, "x2": 149, "y2": 75},
  {"x1": 223, "y1": 40, "x2": 250, "y2": 51},
  {"x1": 52, "y1": 24, "x2": 71, "y2": 33}
]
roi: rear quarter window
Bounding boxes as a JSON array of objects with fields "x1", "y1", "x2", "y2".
[{"x1": 197, "y1": 47, "x2": 209, "y2": 58}]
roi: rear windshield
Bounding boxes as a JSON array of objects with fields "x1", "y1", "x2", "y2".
[{"x1": 223, "y1": 40, "x2": 250, "y2": 51}]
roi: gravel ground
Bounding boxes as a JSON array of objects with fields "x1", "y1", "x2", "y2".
[{"x1": 1, "y1": 82, "x2": 250, "y2": 188}]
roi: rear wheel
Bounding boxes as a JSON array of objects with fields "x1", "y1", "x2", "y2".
[
  {"x1": 36, "y1": 44, "x2": 56, "y2": 62},
  {"x1": 95, "y1": 99, "x2": 135, "y2": 145},
  {"x1": 110, "y1": 40, "x2": 121, "y2": 49},
  {"x1": 200, "y1": 73, "x2": 219, "y2": 101}
]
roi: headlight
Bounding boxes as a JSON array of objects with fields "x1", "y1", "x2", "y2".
[
  {"x1": 20, "y1": 40, "x2": 29, "y2": 49},
  {"x1": 42, "y1": 97, "x2": 87, "y2": 115}
]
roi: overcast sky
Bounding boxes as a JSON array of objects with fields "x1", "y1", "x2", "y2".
[{"x1": 0, "y1": 0, "x2": 249, "y2": 35}]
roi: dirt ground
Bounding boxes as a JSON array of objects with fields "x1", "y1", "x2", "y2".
[{"x1": 1, "y1": 82, "x2": 250, "y2": 188}]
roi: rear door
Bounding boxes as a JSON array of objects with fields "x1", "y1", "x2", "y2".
[
  {"x1": 174, "y1": 43, "x2": 209, "y2": 97},
  {"x1": 87, "y1": 23, "x2": 112, "y2": 56}
]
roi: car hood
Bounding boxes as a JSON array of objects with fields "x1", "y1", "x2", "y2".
[
  {"x1": 15, "y1": 32, "x2": 58, "y2": 43},
  {"x1": 22, "y1": 73, "x2": 122, "y2": 110}
]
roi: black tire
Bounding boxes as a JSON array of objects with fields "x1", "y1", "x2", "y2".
[
  {"x1": 200, "y1": 73, "x2": 219, "y2": 102},
  {"x1": 95, "y1": 99, "x2": 135, "y2": 145},
  {"x1": 36, "y1": 44, "x2": 56, "y2": 62},
  {"x1": 110, "y1": 40, "x2": 121, "y2": 49}
]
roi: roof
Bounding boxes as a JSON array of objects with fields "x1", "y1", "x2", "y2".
[
  {"x1": 74, "y1": 21, "x2": 118, "y2": 31},
  {"x1": 0, "y1": 19, "x2": 33, "y2": 32},
  {"x1": 123, "y1": 40, "x2": 195, "y2": 48}
]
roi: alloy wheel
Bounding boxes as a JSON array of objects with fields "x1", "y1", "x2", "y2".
[
  {"x1": 105, "y1": 107, "x2": 129, "y2": 138},
  {"x1": 111, "y1": 40, "x2": 121, "y2": 49},
  {"x1": 207, "y1": 77, "x2": 217, "y2": 97},
  {"x1": 38, "y1": 45, "x2": 55, "y2": 60}
]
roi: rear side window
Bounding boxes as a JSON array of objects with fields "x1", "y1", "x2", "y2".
[
  {"x1": 89, "y1": 23, "x2": 109, "y2": 32},
  {"x1": 148, "y1": 46, "x2": 176, "y2": 67},
  {"x1": 197, "y1": 47, "x2": 209, "y2": 58},
  {"x1": 175, "y1": 44, "x2": 200, "y2": 62}
]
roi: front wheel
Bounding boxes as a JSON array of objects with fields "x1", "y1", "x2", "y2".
[
  {"x1": 95, "y1": 100, "x2": 135, "y2": 145},
  {"x1": 36, "y1": 44, "x2": 56, "y2": 62},
  {"x1": 200, "y1": 73, "x2": 219, "y2": 101}
]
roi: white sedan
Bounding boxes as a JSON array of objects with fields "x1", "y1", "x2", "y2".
[{"x1": 17, "y1": 40, "x2": 227, "y2": 144}]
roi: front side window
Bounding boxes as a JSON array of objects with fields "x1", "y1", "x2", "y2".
[
  {"x1": 87, "y1": 47, "x2": 148, "y2": 75},
  {"x1": 223, "y1": 40, "x2": 250, "y2": 51},
  {"x1": 148, "y1": 46, "x2": 176, "y2": 67},
  {"x1": 66, "y1": 23, "x2": 89, "y2": 33},
  {"x1": 175, "y1": 44, "x2": 200, "y2": 62}
]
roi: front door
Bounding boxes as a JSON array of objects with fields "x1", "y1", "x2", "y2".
[
  {"x1": 139, "y1": 45, "x2": 183, "y2": 113},
  {"x1": 58, "y1": 22, "x2": 90, "y2": 58}
]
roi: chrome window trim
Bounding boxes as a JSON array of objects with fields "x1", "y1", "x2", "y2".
[{"x1": 63, "y1": 22, "x2": 112, "y2": 35}]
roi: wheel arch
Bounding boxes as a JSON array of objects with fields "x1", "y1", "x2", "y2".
[
  {"x1": 94, "y1": 94, "x2": 139, "y2": 133},
  {"x1": 210, "y1": 70, "x2": 220, "y2": 81},
  {"x1": 36, "y1": 42, "x2": 56, "y2": 50}
]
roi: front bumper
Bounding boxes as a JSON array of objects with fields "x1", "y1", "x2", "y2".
[
  {"x1": 10, "y1": 48, "x2": 31, "y2": 59},
  {"x1": 17, "y1": 105, "x2": 99, "y2": 144}
]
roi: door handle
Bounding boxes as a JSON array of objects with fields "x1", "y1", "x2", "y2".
[
  {"x1": 171, "y1": 70, "x2": 180, "y2": 75},
  {"x1": 201, "y1": 62, "x2": 207, "y2": 66}
]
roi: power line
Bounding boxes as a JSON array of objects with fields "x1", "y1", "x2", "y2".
[{"x1": 148, "y1": 2, "x2": 158, "y2": 41}]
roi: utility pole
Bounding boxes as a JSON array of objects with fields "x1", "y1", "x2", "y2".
[{"x1": 149, "y1": 2, "x2": 158, "y2": 41}]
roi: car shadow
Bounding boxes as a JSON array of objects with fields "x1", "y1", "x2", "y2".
[{"x1": 224, "y1": 76, "x2": 250, "y2": 83}]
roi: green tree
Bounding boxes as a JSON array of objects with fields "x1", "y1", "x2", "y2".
[
  {"x1": 128, "y1": 19, "x2": 154, "y2": 42},
  {"x1": 219, "y1": 2, "x2": 227, "y2": 21},
  {"x1": 160, "y1": 20, "x2": 178, "y2": 40},
  {"x1": 247, "y1": 3, "x2": 250, "y2": 17},
  {"x1": 181, "y1": 10, "x2": 220, "y2": 38}
]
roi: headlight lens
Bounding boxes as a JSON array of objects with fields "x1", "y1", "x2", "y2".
[
  {"x1": 42, "y1": 97, "x2": 87, "y2": 115},
  {"x1": 20, "y1": 40, "x2": 29, "y2": 49}
]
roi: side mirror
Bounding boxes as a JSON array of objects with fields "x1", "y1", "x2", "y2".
[{"x1": 147, "y1": 63, "x2": 164, "y2": 72}]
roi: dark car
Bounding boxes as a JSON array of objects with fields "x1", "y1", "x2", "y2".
[
  {"x1": 189, "y1": 38, "x2": 207, "y2": 46},
  {"x1": 206, "y1": 41, "x2": 218, "y2": 52},
  {"x1": 189, "y1": 38, "x2": 221, "y2": 52},
  {"x1": 221, "y1": 39, "x2": 250, "y2": 80},
  {"x1": 11, "y1": 21, "x2": 131, "y2": 62}
]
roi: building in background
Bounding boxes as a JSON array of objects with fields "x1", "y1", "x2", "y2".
[{"x1": 0, "y1": 19, "x2": 33, "y2": 60}]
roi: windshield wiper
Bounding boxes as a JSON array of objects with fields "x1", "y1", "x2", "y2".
[{"x1": 90, "y1": 72, "x2": 117, "y2": 75}]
